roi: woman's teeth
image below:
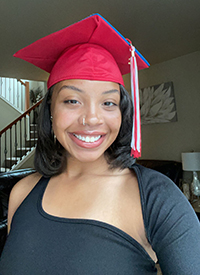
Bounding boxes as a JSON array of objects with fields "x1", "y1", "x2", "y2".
[{"x1": 74, "y1": 134, "x2": 101, "y2": 143}]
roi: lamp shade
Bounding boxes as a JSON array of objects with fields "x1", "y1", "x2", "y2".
[{"x1": 181, "y1": 152, "x2": 200, "y2": 171}]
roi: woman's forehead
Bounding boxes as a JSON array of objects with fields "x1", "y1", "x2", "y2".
[{"x1": 53, "y1": 79, "x2": 120, "y2": 95}]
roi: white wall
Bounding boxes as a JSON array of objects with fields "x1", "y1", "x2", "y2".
[
  {"x1": 0, "y1": 77, "x2": 26, "y2": 112},
  {"x1": 0, "y1": 97, "x2": 21, "y2": 131},
  {"x1": 124, "y1": 51, "x2": 200, "y2": 162}
]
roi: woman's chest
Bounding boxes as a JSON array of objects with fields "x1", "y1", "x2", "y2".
[
  {"x1": 41, "y1": 173, "x2": 157, "y2": 262},
  {"x1": 1, "y1": 175, "x2": 157, "y2": 274},
  {"x1": 1, "y1": 216, "x2": 157, "y2": 275},
  {"x1": 42, "y1": 174, "x2": 144, "y2": 239}
]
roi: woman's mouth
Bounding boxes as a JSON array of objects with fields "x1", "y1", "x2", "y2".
[
  {"x1": 70, "y1": 132, "x2": 105, "y2": 148},
  {"x1": 73, "y1": 134, "x2": 101, "y2": 143}
]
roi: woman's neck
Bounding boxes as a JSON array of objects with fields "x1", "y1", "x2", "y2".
[{"x1": 62, "y1": 154, "x2": 114, "y2": 179}]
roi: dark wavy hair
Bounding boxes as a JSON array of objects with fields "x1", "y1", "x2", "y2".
[{"x1": 34, "y1": 85, "x2": 135, "y2": 177}]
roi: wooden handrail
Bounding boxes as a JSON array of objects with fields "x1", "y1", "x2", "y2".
[
  {"x1": 0, "y1": 98, "x2": 43, "y2": 136},
  {"x1": 17, "y1": 79, "x2": 26, "y2": 86}
]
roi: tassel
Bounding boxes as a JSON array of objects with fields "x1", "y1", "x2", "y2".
[{"x1": 129, "y1": 45, "x2": 141, "y2": 158}]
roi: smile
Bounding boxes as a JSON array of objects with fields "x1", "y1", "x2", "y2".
[{"x1": 73, "y1": 134, "x2": 101, "y2": 143}]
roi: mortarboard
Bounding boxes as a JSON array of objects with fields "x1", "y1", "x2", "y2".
[{"x1": 14, "y1": 13, "x2": 149, "y2": 158}]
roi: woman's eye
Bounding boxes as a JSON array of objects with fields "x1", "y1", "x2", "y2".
[
  {"x1": 64, "y1": 99, "x2": 79, "y2": 104},
  {"x1": 103, "y1": 101, "x2": 117, "y2": 107}
]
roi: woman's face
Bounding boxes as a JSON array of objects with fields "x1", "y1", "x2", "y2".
[{"x1": 51, "y1": 79, "x2": 121, "y2": 163}]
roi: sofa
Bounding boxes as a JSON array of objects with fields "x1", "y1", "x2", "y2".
[{"x1": 0, "y1": 160, "x2": 183, "y2": 256}]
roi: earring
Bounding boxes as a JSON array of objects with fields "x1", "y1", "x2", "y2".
[
  {"x1": 51, "y1": 129, "x2": 56, "y2": 144},
  {"x1": 82, "y1": 116, "x2": 86, "y2": 126},
  {"x1": 50, "y1": 116, "x2": 56, "y2": 143},
  {"x1": 54, "y1": 134, "x2": 57, "y2": 144}
]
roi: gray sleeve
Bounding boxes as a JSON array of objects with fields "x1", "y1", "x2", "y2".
[{"x1": 137, "y1": 165, "x2": 200, "y2": 275}]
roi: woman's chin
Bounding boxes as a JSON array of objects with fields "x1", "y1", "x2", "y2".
[{"x1": 69, "y1": 151, "x2": 106, "y2": 164}]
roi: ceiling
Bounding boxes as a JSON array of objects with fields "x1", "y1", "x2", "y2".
[{"x1": 1, "y1": 0, "x2": 200, "y2": 82}]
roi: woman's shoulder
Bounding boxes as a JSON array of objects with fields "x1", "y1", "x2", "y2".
[
  {"x1": 10, "y1": 172, "x2": 42, "y2": 200},
  {"x1": 132, "y1": 163, "x2": 176, "y2": 189},
  {"x1": 7, "y1": 172, "x2": 42, "y2": 233},
  {"x1": 131, "y1": 163, "x2": 188, "y2": 213}
]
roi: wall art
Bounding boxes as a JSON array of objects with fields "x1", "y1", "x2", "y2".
[{"x1": 140, "y1": 81, "x2": 177, "y2": 124}]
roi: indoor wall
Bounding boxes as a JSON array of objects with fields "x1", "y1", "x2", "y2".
[{"x1": 124, "y1": 51, "x2": 200, "y2": 162}]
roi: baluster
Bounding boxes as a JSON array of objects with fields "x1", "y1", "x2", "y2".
[
  {"x1": 9, "y1": 78, "x2": 11, "y2": 103},
  {"x1": 0, "y1": 77, "x2": 1, "y2": 96},
  {"x1": 36, "y1": 106, "x2": 39, "y2": 144},
  {"x1": 10, "y1": 127, "x2": 12, "y2": 169},
  {"x1": 15, "y1": 123, "x2": 17, "y2": 166},
  {"x1": 2, "y1": 78, "x2": 5, "y2": 98},
  {"x1": 33, "y1": 107, "x2": 37, "y2": 145},
  {"x1": 4, "y1": 77, "x2": 6, "y2": 99},
  {"x1": 21, "y1": 84, "x2": 23, "y2": 112},
  {"x1": 20, "y1": 119, "x2": 22, "y2": 159},
  {"x1": 24, "y1": 115, "x2": 26, "y2": 156},
  {"x1": 13, "y1": 78, "x2": 15, "y2": 107},
  {"x1": 17, "y1": 81, "x2": 19, "y2": 109},
  {"x1": 4, "y1": 132, "x2": 7, "y2": 172},
  {"x1": 29, "y1": 111, "x2": 31, "y2": 150},
  {"x1": 0, "y1": 134, "x2": 1, "y2": 171}
]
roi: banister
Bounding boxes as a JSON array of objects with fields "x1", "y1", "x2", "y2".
[
  {"x1": 0, "y1": 98, "x2": 43, "y2": 136},
  {"x1": 17, "y1": 79, "x2": 26, "y2": 86}
]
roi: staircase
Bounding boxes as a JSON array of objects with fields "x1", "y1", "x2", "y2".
[
  {"x1": 0, "y1": 99, "x2": 43, "y2": 172},
  {"x1": 0, "y1": 77, "x2": 46, "y2": 172},
  {"x1": 4, "y1": 124, "x2": 38, "y2": 170}
]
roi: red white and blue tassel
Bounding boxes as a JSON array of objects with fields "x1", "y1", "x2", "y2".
[{"x1": 129, "y1": 45, "x2": 141, "y2": 158}]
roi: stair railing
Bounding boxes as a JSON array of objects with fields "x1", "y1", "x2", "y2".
[{"x1": 0, "y1": 98, "x2": 43, "y2": 172}]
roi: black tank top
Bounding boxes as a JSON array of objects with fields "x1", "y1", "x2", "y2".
[
  {"x1": 1, "y1": 165, "x2": 200, "y2": 274},
  {"x1": 0, "y1": 171, "x2": 156, "y2": 274}
]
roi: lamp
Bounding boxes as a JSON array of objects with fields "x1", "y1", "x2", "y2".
[{"x1": 181, "y1": 152, "x2": 200, "y2": 200}]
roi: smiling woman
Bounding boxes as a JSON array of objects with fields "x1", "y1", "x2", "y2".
[
  {"x1": 33, "y1": 80, "x2": 134, "y2": 176},
  {"x1": 50, "y1": 79, "x2": 121, "y2": 164},
  {"x1": 0, "y1": 13, "x2": 200, "y2": 275}
]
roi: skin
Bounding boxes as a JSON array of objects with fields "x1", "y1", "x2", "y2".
[
  {"x1": 50, "y1": 79, "x2": 122, "y2": 164},
  {"x1": 7, "y1": 79, "x2": 157, "y2": 262}
]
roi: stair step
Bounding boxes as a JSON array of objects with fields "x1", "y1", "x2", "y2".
[
  {"x1": 30, "y1": 124, "x2": 37, "y2": 130},
  {"x1": 17, "y1": 147, "x2": 32, "y2": 150},
  {"x1": 16, "y1": 147, "x2": 31, "y2": 157},
  {"x1": 30, "y1": 131, "x2": 38, "y2": 139},
  {"x1": 25, "y1": 139, "x2": 38, "y2": 147},
  {"x1": 0, "y1": 167, "x2": 10, "y2": 172},
  {"x1": 4, "y1": 157, "x2": 20, "y2": 168},
  {"x1": 5, "y1": 157, "x2": 20, "y2": 161}
]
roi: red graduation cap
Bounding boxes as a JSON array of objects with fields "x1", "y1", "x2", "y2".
[{"x1": 14, "y1": 13, "x2": 149, "y2": 158}]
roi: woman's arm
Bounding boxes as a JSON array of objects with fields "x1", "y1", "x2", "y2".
[{"x1": 142, "y1": 169, "x2": 200, "y2": 274}]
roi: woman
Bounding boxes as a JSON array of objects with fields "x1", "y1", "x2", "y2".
[{"x1": 0, "y1": 14, "x2": 200, "y2": 275}]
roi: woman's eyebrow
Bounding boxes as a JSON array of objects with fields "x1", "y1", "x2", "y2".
[
  {"x1": 58, "y1": 86, "x2": 119, "y2": 95},
  {"x1": 102, "y1": 89, "x2": 120, "y2": 94},
  {"x1": 58, "y1": 85, "x2": 84, "y2": 93}
]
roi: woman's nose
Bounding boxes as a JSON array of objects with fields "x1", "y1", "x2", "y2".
[{"x1": 80, "y1": 105, "x2": 103, "y2": 126}]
